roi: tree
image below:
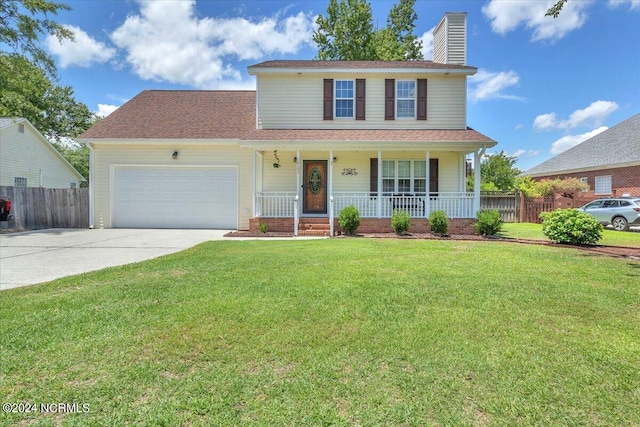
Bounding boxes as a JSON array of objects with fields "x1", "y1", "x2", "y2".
[
  {"x1": 375, "y1": 0, "x2": 423, "y2": 60},
  {"x1": 0, "y1": 54, "x2": 95, "y2": 181},
  {"x1": 467, "y1": 151, "x2": 522, "y2": 191},
  {"x1": 481, "y1": 151, "x2": 522, "y2": 191},
  {"x1": 546, "y1": 0, "x2": 569, "y2": 18},
  {"x1": 0, "y1": 0, "x2": 73, "y2": 77},
  {"x1": 313, "y1": 0, "x2": 423, "y2": 61},
  {"x1": 0, "y1": 54, "x2": 95, "y2": 141}
]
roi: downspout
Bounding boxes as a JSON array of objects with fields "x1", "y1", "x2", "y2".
[{"x1": 87, "y1": 142, "x2": 95, "y2": 229}]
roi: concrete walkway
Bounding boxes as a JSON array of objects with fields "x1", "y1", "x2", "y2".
[{"x1": 0, "y1": 228, "x2": 231, "y2": 290}]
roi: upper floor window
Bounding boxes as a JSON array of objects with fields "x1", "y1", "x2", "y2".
[
  {"x1": 396, "y1": 80, "x2": 416, "y2": 119},
  {"x1": 15, "y1": 177, "x2": 27, "y2": 187},
  {"x1": 335, "y1": 80, "x2": 354, "y2": 118},
  {"x1": 385, "y1": 79, "x2": 426, "y2": 121},
  {"x1": 70, "y1": 182, "x2": 77, "y2": 189}
]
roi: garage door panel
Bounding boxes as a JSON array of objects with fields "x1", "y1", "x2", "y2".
[{"x1": 113, "y1": 167, "x2": 237, "y2": 229}]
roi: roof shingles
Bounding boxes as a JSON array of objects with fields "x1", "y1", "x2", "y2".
[{"x1": 524, "y1": 113, "x2": 640, "y2": 176}]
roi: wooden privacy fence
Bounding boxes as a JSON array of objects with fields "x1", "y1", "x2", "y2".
[
  {"x1": 520, "y1": 194, "x2": 600, "y2": 223},
  {"x1": 0, "y1": 186, "x2": 89, "y2": 230},
  {"x1": 480, "y1": 192, "x2": 520, "y2": 223}
]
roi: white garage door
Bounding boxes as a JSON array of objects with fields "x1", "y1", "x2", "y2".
[{"x1": 113, "y1": 167, "x2": 237, "y2": 229}]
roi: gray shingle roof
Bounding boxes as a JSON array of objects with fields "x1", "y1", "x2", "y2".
[{"x1": 523, "y1": 113, "x2": 640, "y2": 177}]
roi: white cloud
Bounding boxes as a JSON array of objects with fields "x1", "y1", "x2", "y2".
[
  {"x1": 482, "y1": 0, "x2": 593, "y2": 42},
  {"x1": 609, "y1": 0, "x2": 640, "y2": 10},
  {"x1": 533, "y1": 101, "x2": 619, "y2": 130},
  {"x1": 510, "y1": 149, "x2": 539, "y2": 158},
  {"x1": 97, "y1": 104, "x2": 119, "y2": 117},
  {"x1": 419, "y1": 27, "x2": 434, "y2": 60},
  {"x1": 46, "y1": 25, "x2": 116, "y2": 68},
  {"x1": 468, "y1": 69, "x2": 523, "y2": 101},
  {"x1": 550, "y1": 126, "x2": 608, "y2": 154},
  {"x1": 110, "y1": 0, "x2": 315, "y2": 89}
]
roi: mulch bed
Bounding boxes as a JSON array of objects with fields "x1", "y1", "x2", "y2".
[{"x1": 225, "y1": 230, "x2": 640, "y2": 260}]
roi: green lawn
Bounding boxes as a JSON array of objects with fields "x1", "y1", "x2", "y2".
[
  {"x1": 1, "y1": 239, "x2": 639, "y2": 426},
  {"x1": 501, "y1": 222, "x2": 640, "y2": 247}
]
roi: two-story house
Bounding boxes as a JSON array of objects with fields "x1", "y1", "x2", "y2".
[{"x1": 79, "y1": 12, "x2": 496, "y2": 235}]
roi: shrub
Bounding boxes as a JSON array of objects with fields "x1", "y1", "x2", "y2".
[
  {"x1": 429, "y1": 210, "x2": 449, "y2": 235},
  {"x1": 475, "y1": 210, "x2": 503, "y2": 236},
  {"x1": 338, "y1": 205, "x2": 360, "y2": 235},
  {"x1": 540, "y1": 208, "x2": 603, "y2": 245},
  {"x1": 391, "y1": 209, "x2": 411, "y2": 235},
  {"x1": 259, "y1": 223, "x2": 268, "y2": 234}
]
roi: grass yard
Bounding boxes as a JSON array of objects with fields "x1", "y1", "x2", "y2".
[
  {"x1": 1, "y1": 239, "x2": 639, "y2": 426},
  {"x1": 501, "y1": 222, "x2": 640, "y2": 247}
]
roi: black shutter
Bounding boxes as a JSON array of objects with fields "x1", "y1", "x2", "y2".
[
  {"x1": 417, "y1": 79, "x2": 427, "y2": 120},
  {"x1": 429, "y1": 158, "x2": 439, "y2": 195},
  {"x1": 385, "y1": 79, "x2": 395, "y2": 120},
  {"x1": 356, "y1": 78, "x2": 366, "y2": 120},
  {"x1": 323, "y1": 79, "x2": 333, "y2": 120},
  {"x1": 370, "y1": 158, "x2": 378, "y2": 194}
]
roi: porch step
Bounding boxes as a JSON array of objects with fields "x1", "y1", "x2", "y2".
[
  {"x1": 298, "y1": 219, "x2": 331, "y2": 236},
  {"x1": 298, "y1": 229, "x2": 331, "y2": 237}
]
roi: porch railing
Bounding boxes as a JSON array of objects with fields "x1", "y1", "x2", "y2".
[
  {"x1": 254, "y1": 192, "x2": 296, "y2": 217},
  {"x1": 333, "y1": 192, "x2": 475, "y2": 218},
  {"x1": 255, "y1": 191, "x2": 475, "y2": 219}
]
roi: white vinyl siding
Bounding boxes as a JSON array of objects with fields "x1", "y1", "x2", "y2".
[
  {"x1": 92, "y1": 143, "x2": 253, "y2": 229},
  {"x1": 256, "y1": 74, "x2": 467, "y2": 129},
  {"x1": 433, "y1": 12, "x2": 466, "y2": 65},
  {"x1": 0, "y1": 121, "x2": 83, "y2": 188},
  {"x1": 594, "y1": 175, "x2": 612, "y2": 195},
  {"x1": 261, "y1": 151, "x2": 464, "y2": 194}
]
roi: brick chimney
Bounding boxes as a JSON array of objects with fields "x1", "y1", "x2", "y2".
[{"x1": 432, "y1": 12, "x2": 467, "y2": 65}]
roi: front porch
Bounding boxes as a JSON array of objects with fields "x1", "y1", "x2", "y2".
[{"x1": 249, "y1": 148, "x2": 486, "y2": 236}]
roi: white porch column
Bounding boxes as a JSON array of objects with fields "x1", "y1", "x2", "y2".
[
  {"x1": 377, "y1": 150, "x2": 382, "y2": 218},
  {"x1": 425, "y1": 151, "x2": 430, "y2": 218},
  {"x1": 294, "y1": 150, "x2": 300, "y2": 237},
  {"x1": 329, "y1": 150, "x2": 334, "y2": 236},
  {"x1": 252, "y1": 149, "x2": 256, "y2": 217},
  {"x1": 474, "y1": 147, "x2": 485, "y2": 215},
  {"x1": 459, "y1": 154, "x2": 466, "y2": 192}
]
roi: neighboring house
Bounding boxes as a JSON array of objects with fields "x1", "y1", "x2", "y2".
[
  {"x1": 0, "y1": 118, "x2": 84, "y2": 189},
  {"x1": 523, "y1": 113, "x2": 640, "y2": 197},
  {"x1": 79, "y1": 12, "x2": 496, "y2": 234}
]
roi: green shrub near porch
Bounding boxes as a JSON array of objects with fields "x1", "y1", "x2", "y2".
[
  {"x1": 391, "y1": 209, "x2": 411, "y2": 235},
  {"x1": 338, "y1": 205, "x2": 360, "y2": 235}
]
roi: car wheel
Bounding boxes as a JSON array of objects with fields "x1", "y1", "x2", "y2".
[{"x1": 612, "y1": 216, "x2": 629, "y2": 231}]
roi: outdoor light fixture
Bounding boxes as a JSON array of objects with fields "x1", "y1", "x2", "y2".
[
  {"x1": 172, "y1": 151, "x2": 178, "y2": 159},
  {"x1": 333, "y1": 156, "x2": 337, "y2": 163},
  {"x1": 293, "y1": 156, "x2": 297, "y2": 163}
]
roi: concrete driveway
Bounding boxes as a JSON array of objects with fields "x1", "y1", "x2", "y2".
[{"x1": 0, "y1": 228, "x2": 230, "y2": 290}]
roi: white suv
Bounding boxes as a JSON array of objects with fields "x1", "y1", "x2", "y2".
[{"x1": 578, "y1": 197, "x2": 640, "y2": 231}]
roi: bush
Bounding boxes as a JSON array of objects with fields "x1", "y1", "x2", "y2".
[
  {"x1": 429, "y1": 210, "x2": 449, "y2": 235},
  {"x1": 259, "y1": 223, "x2": 268, "y2": 234},
  {"x1": 475, "y1": 210, "x2": 503, "y2": 236},
  {"x1": 540, "y1": 208, "x2": 603, "y2": 245},
  {"x1": 338, "y1": 205, "x2": 360, "y2": 235},
  {"x1": 391, "y1": 209, "x2": 411, "y2": 235}
]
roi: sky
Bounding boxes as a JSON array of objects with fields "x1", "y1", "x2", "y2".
[{"x1": 43, "y1": 0, "x2": 640, "y2": 171}]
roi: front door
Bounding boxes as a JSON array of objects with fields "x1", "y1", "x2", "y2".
[{"x1": 303, "y1": 160, "x2": 327, "y2": 214}]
